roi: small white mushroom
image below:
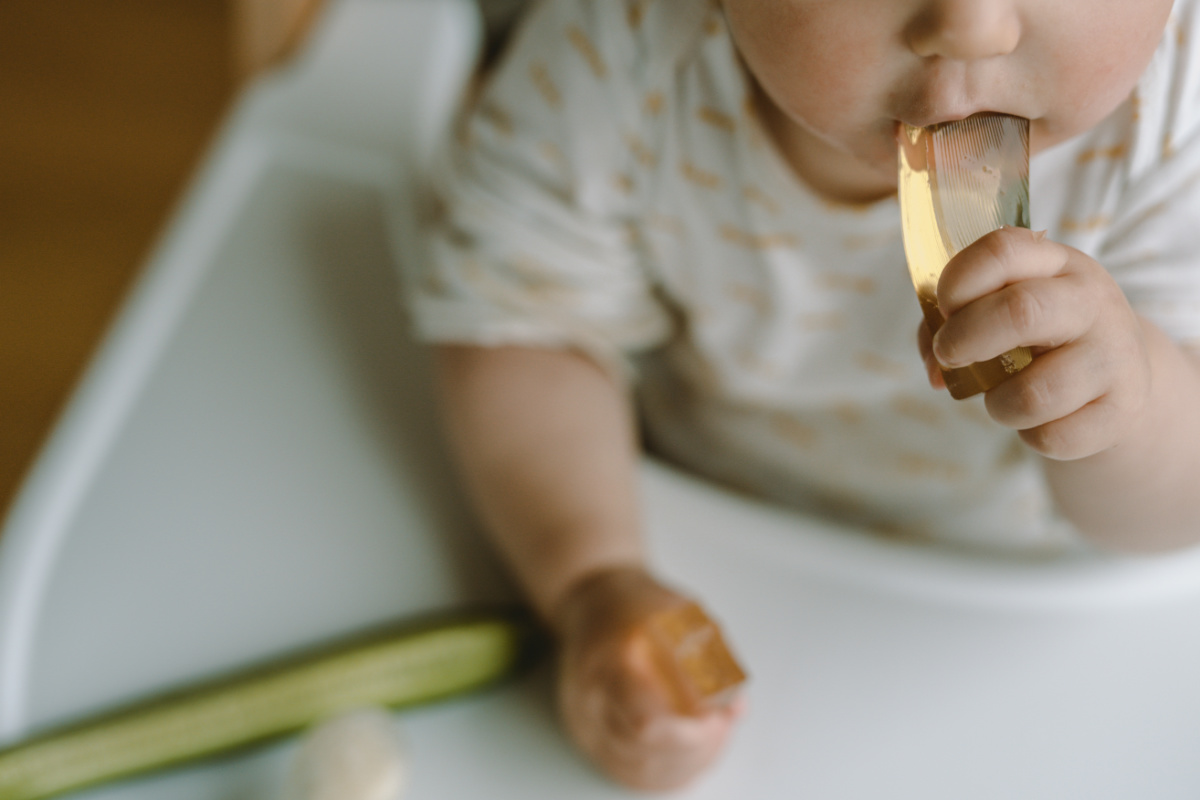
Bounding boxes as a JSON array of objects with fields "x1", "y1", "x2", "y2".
[{"x1": 283, "y1": 707, "x2": 408, "y2": 800}]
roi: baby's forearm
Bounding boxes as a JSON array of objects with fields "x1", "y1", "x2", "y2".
[
  {"x1": 1043, "y1": 321, "x2": 1200, "y2": 551},
  {"x1": 432, "y1": 344, "x2": 646, "y2": 622}
]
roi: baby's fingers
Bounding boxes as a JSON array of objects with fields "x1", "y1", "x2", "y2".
[
  {"x1": 593, "y1": 672, "x2": 741, "y2": 792},
  {"x1": 599, "y1": 634, "x2": 676, "y2": 735},
  {"x1": 936, "y1": 226, "x2": 1070, "y2": 316},
  {"x1": 570, "y1": 634, "x2": 743, "y2": 791},
  {"x1": 932, "y1": 274, "x2": 1096, "y2": 369},
  {"x1": 982, "y1": 343, "x2": 1105, "y2": 428}
]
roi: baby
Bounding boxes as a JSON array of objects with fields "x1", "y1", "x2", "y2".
[{"x1": 406, "y1": 0, "x2": 1200, "y2": 790}]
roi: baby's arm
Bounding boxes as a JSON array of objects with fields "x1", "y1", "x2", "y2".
[
  {"x1": 434, "y1": 344, "x2": 643, "y2": 615},
  {"x1": 432, "y1": 344, "x2": 742, "y2": 790},
  {"x1": 922, "y1": 227, "x2": 1200, "y2": 551},
  {"x1": 1037, "y1": 326, "x2": 1200, "y2": 551}
]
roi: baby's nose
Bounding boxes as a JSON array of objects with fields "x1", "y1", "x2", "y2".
[{"x1": 905, "y1": 0, "x2": 1021, "y2": 61}]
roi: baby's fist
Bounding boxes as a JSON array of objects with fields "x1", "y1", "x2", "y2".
[
  {"x1": 553, "y1": 566, "x2": 745, "y2": 791},
  {"x1": 926, "y1": 226, "x2": 1153, "y2": 460}
]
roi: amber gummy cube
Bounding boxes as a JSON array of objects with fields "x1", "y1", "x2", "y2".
[{"x1": 641, "y1": 601, "x2": 746, "y2": 715}]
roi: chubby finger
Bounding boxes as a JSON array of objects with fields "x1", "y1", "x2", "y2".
[
  {"x1": 1015, "y1": 397, "x2": 1130, "y2": 461},
  {"x1": 937, "y1": 226, "x2": 1071, "y2": 317},
  {"x1": 932, "y1": 274, "x2": 1097, "y2": 369},
  {"x1": 982, "y1": 341, "x2": 1108, "y2": 430}
]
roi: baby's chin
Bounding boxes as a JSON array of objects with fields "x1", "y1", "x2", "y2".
[{"x1": 1028, "y1": 116, "x2": 1092, "y2": 158}]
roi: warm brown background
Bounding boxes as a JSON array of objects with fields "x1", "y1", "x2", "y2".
[{"x1": 0, "y1": 0, "x2": 322, "y2": 524}]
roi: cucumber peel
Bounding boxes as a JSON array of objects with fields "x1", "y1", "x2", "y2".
[{"x1": 0, "y1": 607, "x2": 542, "y2": 800}]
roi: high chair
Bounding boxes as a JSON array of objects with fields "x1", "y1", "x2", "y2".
[{"x1": 3, "y1": 1, "x2": 1200, "y2": 797}]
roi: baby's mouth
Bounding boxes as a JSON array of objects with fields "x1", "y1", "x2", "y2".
[{"x1": 897, "y1": 109, "x2": 1009, "y2": 131}]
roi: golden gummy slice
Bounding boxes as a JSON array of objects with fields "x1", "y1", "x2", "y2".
[
  {"x1": 898, "y1": 113, "x2": 1034, "y2": 399},
  {"x1": 642, "y1": 601, "x2": 746, "y2": 716}
]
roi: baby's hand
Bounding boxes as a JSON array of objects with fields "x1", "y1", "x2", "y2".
[
  {"x1": 919, "y1": 226, "x2": 1152, "y2": 459},
  {"x1": 552, "y1": 566, "x2": 745, "y2": 791}
]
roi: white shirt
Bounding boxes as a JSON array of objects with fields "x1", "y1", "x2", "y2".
[{"x1": 406, "y1": 0, "x2": 1200, "y2": 552}]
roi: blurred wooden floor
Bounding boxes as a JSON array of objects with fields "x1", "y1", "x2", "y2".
[{"x1": 0, "y1": 1, "x2": 235, "y2": 522}]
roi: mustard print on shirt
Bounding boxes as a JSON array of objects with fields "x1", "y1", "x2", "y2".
[
  {"x1": 740, "y1": 95, "x2": 766, "y2": 149},
  {"x1": 566, "y1": 25, "x2": 608, "y2": 79},
  {"x1": 719, "y1": 224, "x2": 799, "y2": 250},
  {"x1": 697, "y1": 106, "x2": 737, "y2": 133},
  {"x1": 477, "y1": 101, "x2": 514, "y2": 136},
  {"x1": 854, "y1": 350, "x2": 909, "y2": 379},
  {"x1": 530, "y1": 62, "x2": 562, "y2": 108},
  {"x1": 680, "y1": 160, "x2": 724, "y2": 190},
  {"x1": 742, "y1": 185, "x2": 780, "y2": 215},
  {"x1": 770, "y1": 412, "x2": 818, "y2": 448},
  {"x1": 644, "y1": 91, "x2": 665, "y2": 116},
  {"x1": 613, "y1": 172, "x2": 636, "y2": 195},
  {"x1": 494, "y1": 256, "x2": 580, "y2": 306},
  {"x1": 1134, "y1": 201, "x2": 1169, "y2": 226},
  {"x1": 1125, "y1": 248, "x2": 1163, "y2": 267},
  {"x1": 833, "y1": 401, "x2": 865, "y2": 426},
  {"x1": 1130, "y1": 90, "x2": 1142, "y2": 122},
  {"x1": 896, "y1": 453, "x2": 966, "y2": 483},
  {"x1": 626, "y1": 133, "x2": 657, "y2": 167},
  {"x1": 890, "y1": 393, "x2": 943, "y2": 425},
  {"x1": 704, "y1": 11, "x2": 723, "y2": 37},
  {"x1": 740, "y1": 94, "x2": 758, "y2": 123},
  {"x1": 1059, "y1": 215, "x2": 1111, "y2": 233},
  {"x1": 1076, "y1": 143, "x2": 1128, "y2": 163},
  {"x1": 627, "y1": 0, "x2": 647, "y2": 30},
  {"x1": 1163, "y1": 132, "x2": 1177, "y2": 160},
  {"x1": 797, "y1": 311, "x2": 847, "y2": 332},
  {"x1": 816, "y1": 272, "x2": 876, "y2": 294}
]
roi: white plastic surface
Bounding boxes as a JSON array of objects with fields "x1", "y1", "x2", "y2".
[{"x1": 3, "y1": 0, "x2": 1200, "y2": 797}]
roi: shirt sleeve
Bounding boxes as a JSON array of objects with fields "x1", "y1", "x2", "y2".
[
  {"x1": 1101, "y1": 2, "x2": 1200, "y2": 351},
  {"x1": 403, "y1": 0, "x2": 674, "y2": 377}
]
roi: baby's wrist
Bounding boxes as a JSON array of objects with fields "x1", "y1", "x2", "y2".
[{"x1": 549, "y1": 563, "x2": 678, "y2": 638}]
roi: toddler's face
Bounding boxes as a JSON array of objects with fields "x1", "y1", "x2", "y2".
[{"x1": 723, "y1": 0, "x2": 1173, "y2": 191}]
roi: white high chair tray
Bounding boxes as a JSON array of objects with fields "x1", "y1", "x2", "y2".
[{"x1": 4, "y1": 2, "x2": 1200, "y2": 798}]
